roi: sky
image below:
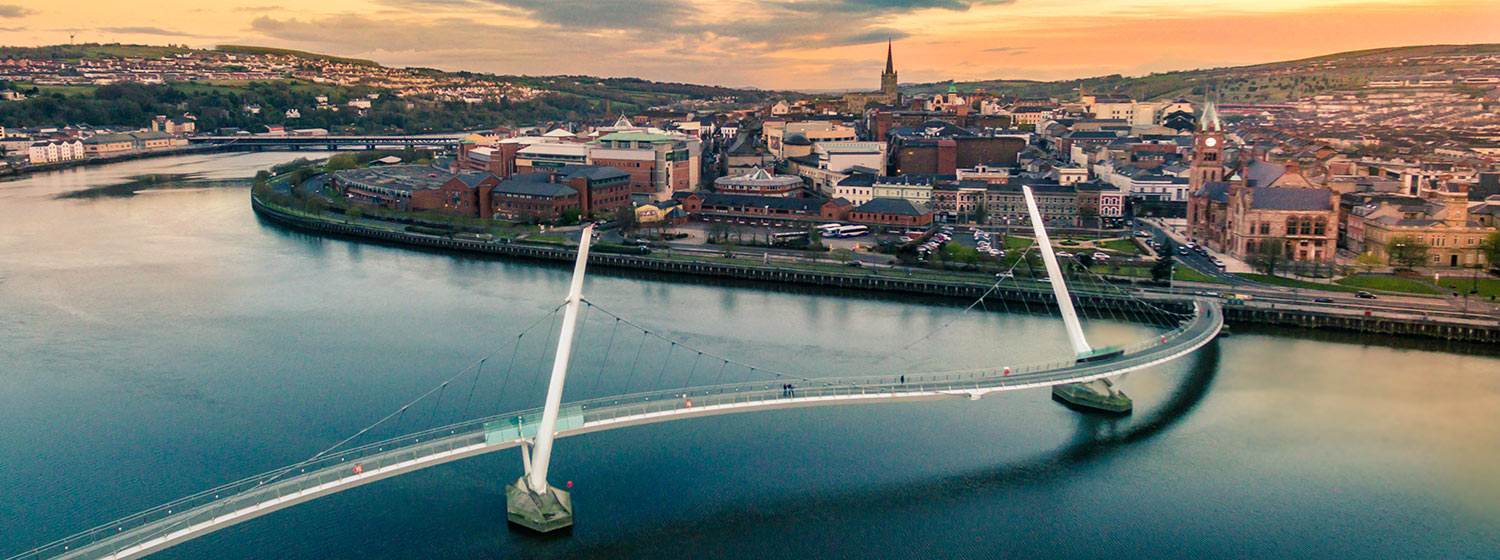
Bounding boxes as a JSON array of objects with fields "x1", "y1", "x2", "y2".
[{"x1": 1, "y1": 0, "x2": 1498, "y2": 90}]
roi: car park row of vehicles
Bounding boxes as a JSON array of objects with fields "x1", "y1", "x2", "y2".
[
  {"x1": 973, "y1": 229, "x2": 1005, "y2": 258},
  {"x1": 916, "y1": 227, "x2": 953, "y2": 256}
]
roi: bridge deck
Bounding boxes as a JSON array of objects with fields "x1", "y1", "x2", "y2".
[{"x1": 17, "y1": 301, "x2": 1221, "y2": 560}]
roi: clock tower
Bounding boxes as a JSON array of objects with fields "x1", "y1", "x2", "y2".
[
  {"x1": 1189, "y1": 100, "x2": 1225, "y2": 191},
  {"x1": 1186, "y1": 100, "x2": 1228, "y2": 246}
]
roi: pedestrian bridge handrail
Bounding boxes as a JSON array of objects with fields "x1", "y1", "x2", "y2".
[{"x1": 11, "y1": 300, "x2": 1221, "y2": 560}]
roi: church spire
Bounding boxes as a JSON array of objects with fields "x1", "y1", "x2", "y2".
[
  {"x1": 1200, "y1": 99, "x2": 1222, "y2": 132},
  {"x1": 885, "y1": 39, "x2": 894, "y2": 75}
]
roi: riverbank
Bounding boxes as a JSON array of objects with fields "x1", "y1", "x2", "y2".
[
  {"x1": 250, "y1": 193, "x2": 1500, "y2": 343},
  {"x1": 0, "y1": 144, "x2": 235, "y2": 180}
]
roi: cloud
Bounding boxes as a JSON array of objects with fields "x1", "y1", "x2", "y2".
[
  {"x1": 777, "y1": 0, "x2": 1012, "y2": 14},
  {"x1": 0, "y1": 4, "x2": 34, "y2": 18},
  {"x1": 98, "y1": 26, "x2": 203, "y2": 37},
  {"x1": 829, "y1": 28, "x2": 910, "y2": 47},
  {"x1": 483, "y1": 0, "x2": 691, "y2": 30},
  {"x1": 244, "y1": 0, "x2": 985, "y2": 85}
]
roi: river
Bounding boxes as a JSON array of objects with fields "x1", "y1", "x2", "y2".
[{"x1": 1, "y1": 152, "x2": 1497, "y2": 559}]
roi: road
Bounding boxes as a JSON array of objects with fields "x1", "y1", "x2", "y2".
[{"x1": 1134, "y1": 218, "x2": 1256, "y2": 286}]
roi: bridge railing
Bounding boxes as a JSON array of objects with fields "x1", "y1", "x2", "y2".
[{"x1": 10, "y1": 301, "x2": 1219, "y2": 560}]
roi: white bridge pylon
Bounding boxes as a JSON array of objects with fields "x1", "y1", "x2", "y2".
[
  {"x1": 528, "y1": 222, "x2": 592, "y2": 495},
  {"x1": 1021, "y1": 185, "x2": 1092, "y2": 356}
]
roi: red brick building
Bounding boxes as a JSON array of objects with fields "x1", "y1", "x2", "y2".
[
  {"x1": 411, "y1": 171, "x2": 500, "y2": 216},
  {"x1": 485, "y1": 165, "x2": 633, "y2": 221},
  {"x1": 675, "y1": 192, "x2": 851, "y2": 226},
  {"x1": 849, "y1": 198, "x2": 934, "y2": 227}
]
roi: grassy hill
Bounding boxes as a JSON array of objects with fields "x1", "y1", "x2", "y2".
[
  {"x1": 0, "y1": 43, "x2": 783, "y2": 131},
  {"x1": 0, "y1": 43, "x2": 194, "y2": 61},
  {"x1": 215, "y1": 45, "x2": 379, "y2": 67},
  {"x1": 903, "y1": 43, "x2": 1500, "y2": 102}
]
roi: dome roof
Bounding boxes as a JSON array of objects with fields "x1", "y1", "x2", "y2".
[
  {"x1": 783, "y1": 133, "x2": 812, "y2": 146},
  {"x1": 715, "y1": 167, "x2": 803, "y2": 189}
]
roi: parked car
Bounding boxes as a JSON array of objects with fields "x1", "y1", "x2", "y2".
[{"x1": 1355, "y1": 291, "x2": 1378, "y2": 299}]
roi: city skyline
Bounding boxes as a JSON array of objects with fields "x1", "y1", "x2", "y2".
[{"x1": 2, "y1": 0, "x2": 1499, "y2": 90}]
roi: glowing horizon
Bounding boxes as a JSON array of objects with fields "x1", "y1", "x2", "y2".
[{"x1": 1, "y1": 0, "x2": 1498, "y2": 90}]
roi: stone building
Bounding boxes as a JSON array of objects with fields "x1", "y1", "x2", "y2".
[
  {"x1": 1187, "y1": 101, "x2": 1338, "y2": 263},
  {"x1": 1347, "y1": 185, "x2": 1494, "y2": 268}
]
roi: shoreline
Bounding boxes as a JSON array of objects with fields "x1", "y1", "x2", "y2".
[
  {"x1": 1, "y1": 144, "x2": 240, "y2": 179},
  {"x1": 250, "y1": 193, "x2": 1500, "y2": 343}
]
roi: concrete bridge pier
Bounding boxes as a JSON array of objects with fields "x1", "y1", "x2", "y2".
[
  {"x1": 1052, "y1": 379, "x2": 1132, "y2": 414},
  {"x1": 505, "y1": 477, "x2": 573, "y2": 532}
]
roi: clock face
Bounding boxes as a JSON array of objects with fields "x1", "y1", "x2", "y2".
[{"x1": 1205, "y1": 137, "x2": 1218, "y2": 147}]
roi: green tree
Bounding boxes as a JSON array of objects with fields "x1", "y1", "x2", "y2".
[
  {"x1": 1387, "y1": 235, "x2": 1430, "y2": 270},
  {"x1": 1250, "y1": 238, "x2": 1286, "y2": 275},
  {"x1": 1478, "y1": 231, "x2": 1500, "y2": 271},
  {"x1": 806, "y1": 224, "x2": 825, "y2": 249},
  {"x1": 1353, "y1": 252, "x2": 1385, "y2": 273},
  {"x1": 324, "y1": 153, "x2": 359, "y2": 172},
  {"x1": 613, "y1": 206, "x2": 636, "y2": 232},
  {"x1": 1151, "y1": 246, "x2": 1175, "y2": 283},
  {"x1": 303, "y1": 197, "x2": 329, "y2": 215},
  {"x1": 345, "y1": 206, "x2": 363, "y2": 220}
]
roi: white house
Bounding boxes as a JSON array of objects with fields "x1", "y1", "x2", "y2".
[{"x1": 28, "y1": 139, "x2": 85, "y2": 164}]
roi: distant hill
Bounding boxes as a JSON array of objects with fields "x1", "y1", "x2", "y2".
[
  {"x1": 0, "y1": 43, "x2": 784, "y2": 132},
  {"x1": 0, "y1": 43, "x2": 194, "y2": 61},
  {"x1": 902, "y1": 44, "x2": 1500, "y2": 102},
  {"x1": 216, "y1": 45, "x2": 379, "y2": 67}
]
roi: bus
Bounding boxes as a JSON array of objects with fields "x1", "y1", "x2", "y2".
[
  {"x1": 816, "y1": 223, "x2": 842, "y2": 236},
  {"x1": 827, "y1": 225, "x2": 870, "y2": 238},
  {"x1": 770, "y1": 231, "x2": 810, "y2": 245}
]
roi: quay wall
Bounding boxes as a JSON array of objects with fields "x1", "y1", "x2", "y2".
[{"x1": 251, "y1": 195, "x2": 1500, "y2": 344}]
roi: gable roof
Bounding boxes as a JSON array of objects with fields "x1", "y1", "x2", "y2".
[
  {"x1": 451, "y1": 171, "x2": 496, "y2": 188},
  {"x1": 559, "y1": 164, "x2": 630, "y2": 182},
  {"x1": 1242, "y1": 160, "x2": 1285, "y2": 188},
  {"x1": 854, "y1": 197, "x2": 931, "y2": 216},
  {"x1": 1198, "y1": 181, "x2": 1232, "y2": 204},
  {"x1": 1249, "y1": 188, "x2": 1331, "y2": 211}
]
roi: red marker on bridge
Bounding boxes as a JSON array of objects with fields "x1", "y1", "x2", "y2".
[
  {"x1": 352, "y1": 464, "x2": 363, "y2": 475},
  {"x1": 1003, "y1": 367, "x2": 1010, "y2": 376}
]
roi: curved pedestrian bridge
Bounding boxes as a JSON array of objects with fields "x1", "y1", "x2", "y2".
[{"x1": 15, "y1": 299, "x2": 1220, "y2": 560}]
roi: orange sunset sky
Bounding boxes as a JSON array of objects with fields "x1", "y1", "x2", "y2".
[{"x1": 1, "y1": 0, "x2": 1498, "y2": 90}]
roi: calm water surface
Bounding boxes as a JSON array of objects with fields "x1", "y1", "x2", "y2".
[{"x1": 1, "y1": 153, "x2": 1498, "y2": 559}]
